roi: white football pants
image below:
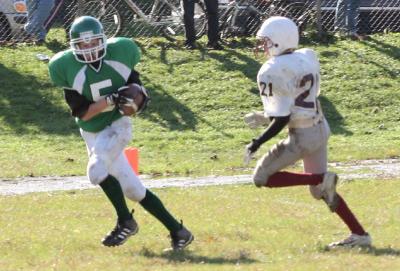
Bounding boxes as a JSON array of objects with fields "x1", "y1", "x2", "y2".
[
  {"x1": 253, "y1": 118, "x2": 331, "y2": 199},
  {"x1": 80, "y1": 116, "x2": 146, "y2": 202}
]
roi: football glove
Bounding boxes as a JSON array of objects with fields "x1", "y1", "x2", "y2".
[
  {"x1": 117, "y1": 85, "x2": 150, "y2": 115},
  {"x1": 244, "y1": 111, "x2": 271, "y2": 129},
  {"x1": 117, "y1": 86, "x2": 136, "y2": 106},
  {"x1": 243, "y1": 138, "x2": 261, "y2": 166},
  {"x1": 105, "y1": 92, "x2": 119, "y2": 106},
  {"x1": 136, "y1": 86, "x2": 150, "y2": 114}
]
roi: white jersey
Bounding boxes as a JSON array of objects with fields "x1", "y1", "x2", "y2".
[{"x1": 257, "y1": 48, "x2": 321, "y2": 124}]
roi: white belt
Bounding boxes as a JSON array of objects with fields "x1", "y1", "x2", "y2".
[{"x1": 288, "y1": 114, "x2": 323, "y2": 129}]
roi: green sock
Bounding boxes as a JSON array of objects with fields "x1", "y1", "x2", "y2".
[
  {"x1": 99, "y1": 175, "x2": 131, "y2": 222},
  {"x1": 140, "y1": 189, "x2": 181, "y2": 232}
]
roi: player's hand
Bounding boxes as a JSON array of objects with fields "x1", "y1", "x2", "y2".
[
  {"x1": 247, "y1": 138, "x2": 261, "y2": 153},
  {"x1": 244, "y1": 139, "x2": 261, "y2": 165},
  {"x1": 244, "y1": 111, "x2": 271, "y2": 129},
  {"x1": 117, "y1": 86, "x2": 135, "y2": 106},
  {"x1": 105, "y1": 93, "x2": 119, "y2": 106}
]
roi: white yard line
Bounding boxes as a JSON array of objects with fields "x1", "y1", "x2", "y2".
[{"x1": 1, "y1": 159, "x2": 399, "y2": 196}]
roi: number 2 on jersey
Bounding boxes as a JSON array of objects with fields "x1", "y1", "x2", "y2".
[{"x1": 295, "y1": 73, "x2": 317, "y2": 110}]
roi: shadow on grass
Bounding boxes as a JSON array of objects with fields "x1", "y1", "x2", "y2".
[
  {"x1": 335, "y1": 41, "x2": 398, "y2": 79},
  {"x1": 319, "y1": 96, "x2": 353, "y2": 136},
  {"x1": 206, "y1": 47, "x2": 260, "y2": 84},
  {"x1": 0, "y1": 63, "x2": 76, "y2": 135},
  {"x1": 323, "y1": 245, "x2": 400, "y2": 257},
  {"x1": 140, "y1": 75, "x2": 234, "y2": 137},
  {"x1": 139, "y1": 40, "x2": 211, "y2": 76},
  {"x1": 319, "y1": 50, "x2": 340, "y2": 59},
  {"x1": 140, "y1": 76, "x2": 198, "y2": 132},
  {"x1": 44, "y1": 38, "x2": 68, "y2": 53},
  {"x1": 365, "y1": 246, "x2": 400, "y2": 257},
  {"x1": 138, "y1": 247, "x2": 258, "y2": 264},
  {"x1": 362, "y1": 36, "x2": 400, "y2": 63}
]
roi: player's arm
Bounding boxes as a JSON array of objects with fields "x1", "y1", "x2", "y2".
[
  {"x1": 247, "y1": 115, "x2": 290, "y2": 153},
  {"x1": 126, "y1": 69, "x2": 142, "y2": 85},
  {"x1": 63, "y1": 89, "x2": 117, "y2": 121}
]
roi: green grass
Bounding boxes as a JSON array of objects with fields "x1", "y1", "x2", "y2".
[
  {"x1": 1, "y1": 180, "x2": 400, "y2": 270},
  {"x1": 0, "y1": 31, "x2": 399, "y2": 178}
]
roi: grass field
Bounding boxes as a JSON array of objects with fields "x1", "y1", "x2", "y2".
[
  {"x1": 0, "y1": 32, "x2": 399, "y2": 178},
  {"x1": 1, "y1": 32, "x2": 400, "y2": 270},
  {"x1": 1, "y1": 180, "x2": 400, "y2": 270}
]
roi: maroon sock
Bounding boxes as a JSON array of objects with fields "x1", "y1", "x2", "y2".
[
  {"x1": 335, "y1": 194, "x2": 366, "y2": 235},
  {"x1": 265, "y1": 171, "x2": 323, "y2": 187}
]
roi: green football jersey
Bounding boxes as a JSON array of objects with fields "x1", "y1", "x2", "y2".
[{"x1": 48, "y1": 37, "x2": 141, "y2": 132}]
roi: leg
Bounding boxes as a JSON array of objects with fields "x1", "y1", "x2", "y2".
[
  {"x1": 334, "y1": 194, "x2": 367, "y2": 236},
  {"x1": 99, "y1": 175, "x2": 131, "y2": 222},
  {"x1": 43, "y1": 0, "x2": 64, "y2": 33},
  {"x1": 111, "y1": 156, "x2": 193, "y2": 250},
  {"x1": 99, "y1": 175, "x2": 139, "y2": 247},
  {"x1": 347, "y1": 0, "x2": 361, "y2": 34},
  {"x1": 140, "y1": 189, "x2": 194, "y2": 250},
  {"x1": 80, "y1": 119, "x2": 133, "y2": 216},
  {"x1": 302, "y1": 121, "x2": 369, "y2": 247},
  {"x1": 182, "y1": 0, "x2": 196, "y2": 44},
  {"x1": 305, "y1": 145, "x2": 369, "y2": 247},
  {"x1": 253, "y1": 138, "x2": 312, "y2": 187},
  {"x1": 328, "y1": 194, "x2": 371, "y2": 248},
  {"x1": 302, "y1": 118, "x2": 336, "y2": 205},
  {"x1": 107, "y1": 151, "x2": 181, "y2": 234},
  {"x1": 24, "y1": 0, "x2": 55, "y2": 40},
  {"x1": 80, "y1": 118, "x2": 138, "y2": 246},
  {"x1": 204, "y1": 0, "x2": 219, "y2": 44},
  {"x1": 334, "y1": 0, "x2": 347, "y2": 32},
  {"x1": 110, "y1": 153, "x2": 193, "y2": 250},
  {"x1": 253, "y1": 124, "x2": 326, "y2": 188}
]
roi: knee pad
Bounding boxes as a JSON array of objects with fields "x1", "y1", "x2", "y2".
[
  {"x1": 309, "y1": 184, "x2": 323, "y2": 200},
  {"x1": 252, "y1": 159, "x2": 271, "y2": 187},
  {"x1": 253, "y1": 173, "x2": 270, "y2": 188},
  {"x1": 87, "y1": 155, "x2": 108, "y2": 185},
  {"x1": 122, "y1": 185, "x2": 146, "y2": 202},
  {"x1": 310, "y1": 185, "x2": 339, "y2": 212}
]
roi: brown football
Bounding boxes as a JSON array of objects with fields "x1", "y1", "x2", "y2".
[{"x1": 118, "y1": 83, "x2": 145, "y2": 116}]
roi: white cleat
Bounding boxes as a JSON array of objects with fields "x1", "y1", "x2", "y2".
[
  {"x1": 328, "y1": 233, "x2": 372, "y2": 248},
  {"x1": 321, "y1": 172, "x2": 338, "y2": 210}
]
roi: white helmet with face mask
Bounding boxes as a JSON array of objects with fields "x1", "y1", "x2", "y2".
[{"x1": 256, "y1": 16, "x2": 299, "y2": 57}]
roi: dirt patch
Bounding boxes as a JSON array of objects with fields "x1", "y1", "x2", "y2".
[{"x1": 1, "y1": 159, "x2": 399, "y2": 196}]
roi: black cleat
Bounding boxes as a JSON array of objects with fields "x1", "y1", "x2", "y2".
[
  {"x1": 170, "y1": 221, "x2": 194, "y2": 250},
  {"x1": 102, "y1": 214, "x2": 139, "y2": 247}
]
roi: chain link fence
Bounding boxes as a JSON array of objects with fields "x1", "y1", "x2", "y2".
[{"x1": 0, "y1": 0, "x2": 399, "y2": 44}]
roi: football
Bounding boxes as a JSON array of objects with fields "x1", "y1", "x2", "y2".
[{"x1": 118, "y1": 83, "x2": 145, "y2": 116}]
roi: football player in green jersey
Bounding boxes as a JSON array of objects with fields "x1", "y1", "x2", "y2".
[{"x1": 48, "y1": 16, "x2": 193, "y2": 250}]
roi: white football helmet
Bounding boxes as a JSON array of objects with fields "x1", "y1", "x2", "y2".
[{"x1": 256, "y1": 16, "x2": 299, "y2": 57}]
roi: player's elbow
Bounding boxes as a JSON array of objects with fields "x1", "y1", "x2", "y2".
[{"x1": 72, "y1": 107, "x2": 90, "y2": 120}]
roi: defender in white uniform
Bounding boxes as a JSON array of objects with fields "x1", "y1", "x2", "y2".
[{"x1": 244, "y1": 16, "x2": 371, "y2": 248}]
